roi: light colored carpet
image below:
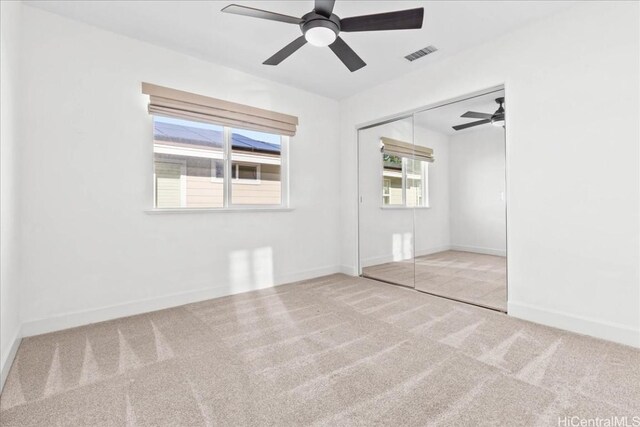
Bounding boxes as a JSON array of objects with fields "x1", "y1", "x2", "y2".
[
  {"x1": 1, "y1": 274, "x2": 638, "y2": 426},
  {"x1": 363, "y1": 250, "x2": 507, "y2": 311}
]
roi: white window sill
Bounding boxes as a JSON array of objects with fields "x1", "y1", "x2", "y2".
[
  {"x1": 380, "y1": 206, "x2": 431, "y2": 210},
  {"x1": 145, "y1": 207, "x2": 294, "y2": 214}
]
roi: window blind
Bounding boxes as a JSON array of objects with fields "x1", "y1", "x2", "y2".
[
  {"x1": 381, "y1": 137, "x2": 434, "y2": 162},
  {"x1": 142, "y1": 83, "x2": 298, "y2": 136}
]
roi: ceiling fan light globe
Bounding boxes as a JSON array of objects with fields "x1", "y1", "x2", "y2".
[
  {"x1": 491, "y1": 113, "x2": 505, "y2": 127},
  {"x1": 305, "y1": 26, "x2": 337, "y2": 47}
]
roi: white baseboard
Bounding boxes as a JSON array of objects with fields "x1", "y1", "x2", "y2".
[
  {"x1": 415, "y1": 246, "x2": 453, "y2": 257},
  {"x1": 361, "y1": 255, "x2": 410, "y2": 268},
  {"x1": 276, "y1": 265, "x2": 343, "y2": 285},
  {"x1": 340, "y1": 265, "x2": 358, "y2": 276},
  {"x1": 1, "y1": 327, "x2": 22, "y2": 392},
  {"x1": 361, "y1": 246, "x2": 451, "y2": 268},
  {"x1": 449, "y1": 245, "x2": 506, "y2": 257},
  {"x1": 508, "y1": 301, "x2": 640, "y2": 348},
  {"x1": 20, "y1": 265, "x2": 343, "y2": 338}
]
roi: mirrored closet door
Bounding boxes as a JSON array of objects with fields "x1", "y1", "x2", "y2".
[
  {"x1": 358, "y1": 90, "x2": 507, "y2": 312},
  {"x1": 358, "y1": 116, "x2": 415, "y2": 288}
]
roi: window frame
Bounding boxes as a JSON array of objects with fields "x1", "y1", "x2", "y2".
[{"x1": 152, "y1": 116, "x2": 289, "y2": 210}]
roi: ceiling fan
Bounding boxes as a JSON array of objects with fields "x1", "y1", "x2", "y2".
[
  {"x1": 221, "y1": 1, "x2": 424, "y2": 72},
  {"x1": 452, "y1": 97, "x2": 506, "y2": 131}
]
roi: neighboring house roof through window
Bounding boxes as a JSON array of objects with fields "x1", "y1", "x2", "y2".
[{"x1": 153, "y1": 121, "x2": 281, "y2": 154}]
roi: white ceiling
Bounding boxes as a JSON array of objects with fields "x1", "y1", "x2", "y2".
[
  {"x1": 414, "y1": 89, "x2": 505, "y2": 135},
  {"x1": 24, "y1": 1, "x2": 573, "y2": 100}
]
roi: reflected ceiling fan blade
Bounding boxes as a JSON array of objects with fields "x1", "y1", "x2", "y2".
[
  {"x1": 452, "y1": 119, "x2": 490, "y2": 131},
  {"x1": 340, "y1": 8, "x2": 424, "y2": 32},
  {"x1": 461, "y1": 111, "x2": 492, "y2": 119},
  {"x1": 221, "y1": 4, "x2": 302, "y2": 25},
  {"x1": 329, "y1": 36, "x2": 366, "y2": 72},
  {"x1": 315, "y1": 0, "x2": 336, "y2": 18},
  {"x1": 263, "y1": 36, "x2": 307, "y2": 65}
]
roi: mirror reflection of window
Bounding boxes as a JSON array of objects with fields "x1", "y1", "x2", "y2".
[
  {"x1": 381, "y1": 152, "x2": 429, "y2": 207},
  {"x1": 382, "y1": 154, "x2": 403, "y2": 206},
  {"x1": 406, "y1": 158, "x2": 425, "y2": 207}
]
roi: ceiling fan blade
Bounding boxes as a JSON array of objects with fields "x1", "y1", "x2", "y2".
[
  {"x1": 315, "y1": 0, "x2": 336, "y2": 18},
  {"x1": 461, "y1": 111, "x2": 492, "y2": 119},
  {"x1": 340, "y1": 8, "x2": 424, "y2": 32},
  {"x1": 452, "y1": 119, "x2": 491, "y2": 131},
  {"x1": 329, "y1": 36, "x2": 366, "y2": 72},
  {"x1": 263, "y1": 36, "x2": 307, "y2": 66},
  {"x1": 221, "y1": 4, "x2": 302, "y2": 25}
]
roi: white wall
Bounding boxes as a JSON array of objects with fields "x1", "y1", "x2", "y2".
[
  {"x1": 449, "y1": 126, "x2": 506, "y2": 256},
  {"x1": 340, "y1": 1, "x2": 640, "y2": 347},
  {"x1": 15, "y1": 6, "x2": 342, "y2": 335},
  {"x1": 0, "y1": 0, "x2": 23, "y2": 389},
  {"x1": 358, "y1": 121, "x2": 450, "y2": 268}
]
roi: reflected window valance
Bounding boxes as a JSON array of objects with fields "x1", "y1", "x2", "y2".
[{"x1": 381, "y1": 137, "x2": 434, "y2": 162}]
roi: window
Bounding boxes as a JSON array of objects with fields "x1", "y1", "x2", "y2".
[
  {"x1": 230, "y1": 163, "x2": 260, "y2": 182},
  {"x1": 382, "y1": 153, "x2": 429, "y2": 207},
  {"x1": 212, "y1": 162, "x2": 260, "y2": 182},
  {"x1": 237, "y1": 164, "x2": 258, "y2": 180},
  {"x1": 144, "y1": 83, "x2": 296, "y2": 210},
  {"x1": 153, "y1": 116, "x2": 287, "y2": 209}
]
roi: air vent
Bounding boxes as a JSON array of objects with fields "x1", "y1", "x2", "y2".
[{"x1": 404, "y1": 45, "x2": 438, "y2": 62}]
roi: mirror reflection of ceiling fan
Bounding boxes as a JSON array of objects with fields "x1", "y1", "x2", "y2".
[
  {"x1": 221, "y1": 0, "x2": 424, "y2": 72},
  {"x1": 452, "y1": 97, "x2": 505, "y2": 131}
]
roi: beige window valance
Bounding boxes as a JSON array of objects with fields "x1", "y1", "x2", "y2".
[
  {"x1": 142, "y1": 83, "x2": 299, "y2": 136},
  {"x1": 381, "y1": 137, "x2": 434, "y2": 162}
]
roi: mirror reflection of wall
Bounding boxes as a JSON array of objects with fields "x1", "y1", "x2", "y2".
[
  {"x1": 412, "y1": 126, "x2": 451, "y2": 258},
  {"x1": 449, "y1": 126, "x2": 506, "y2": 257}
]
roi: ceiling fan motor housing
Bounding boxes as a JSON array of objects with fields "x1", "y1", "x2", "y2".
[
  {"x1": 491, "y1": 97, "x2": 505, "y2": 125},
  {"x1": 300, "y1": 11, "x2": 341, "y2": 38}
]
